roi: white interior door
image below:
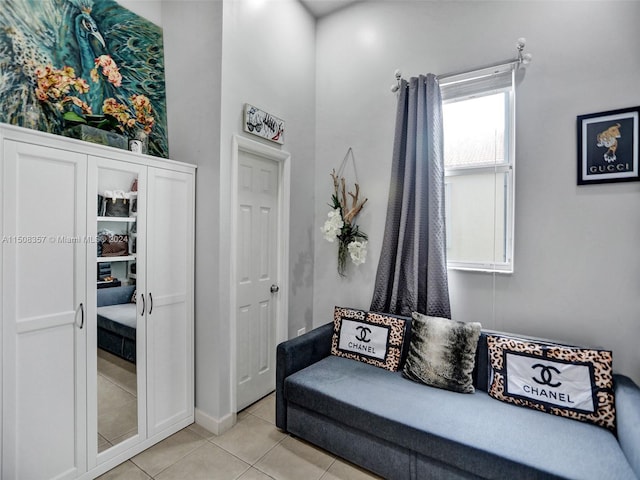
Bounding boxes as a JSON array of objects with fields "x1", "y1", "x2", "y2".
[
  {"x1": 2, "y1": 140, "x2": 87, "y2": 480},
  {"x1": 236, "y1": 150, "x2": 280, "y2": 411}
]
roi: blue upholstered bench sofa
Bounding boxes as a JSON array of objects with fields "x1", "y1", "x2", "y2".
[
  {"x1": 276, "y1": 322, "x2": 640, "y2": 480},
  {"x1": 96, "y1": 285, "x2": 137, "y2": 362}
]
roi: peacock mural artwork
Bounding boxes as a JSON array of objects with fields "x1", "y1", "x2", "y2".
[{"x1": 0, "y1": 0, "x2": 169, "y2": 158}]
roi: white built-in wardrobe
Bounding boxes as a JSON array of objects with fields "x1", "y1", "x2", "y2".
[{"x1": 0, "y1": 124, "x2": 195, "y2": 479}]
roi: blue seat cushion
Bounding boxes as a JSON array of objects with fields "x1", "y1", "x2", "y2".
[{"x1": 285, "y1": 355, "x2": 636, "y2": 480}]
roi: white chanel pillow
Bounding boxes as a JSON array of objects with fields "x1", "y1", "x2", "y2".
[
  {"x1": 486, "y1": 334, "x2": 616, "y2": 432},
  {"x1": 330, "y1": 306, "x2": 410, "y2": 372}
]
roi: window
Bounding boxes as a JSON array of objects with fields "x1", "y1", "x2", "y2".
[{"x1": 441, "y1": 66, "x2": 515, "y2": 273}]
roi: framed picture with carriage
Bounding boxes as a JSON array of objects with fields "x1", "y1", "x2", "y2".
[{"x1": 577, "y1": 106, "x2": 640, "y2": 185}]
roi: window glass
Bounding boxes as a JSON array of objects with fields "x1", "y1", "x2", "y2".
[
  {"x1": 442, "y1": 84, "x2": 514, "y2": 273},
  {"x1": 444, "y1": 92, "x2": 506, "y2": 168},
  {"x1": 445, "y1": 171, "x2": 508, "y2": 265}
]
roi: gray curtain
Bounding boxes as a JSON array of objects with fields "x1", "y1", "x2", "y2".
[{"x1": 370, "y1": 74, "x2": 451, "y2": 319}]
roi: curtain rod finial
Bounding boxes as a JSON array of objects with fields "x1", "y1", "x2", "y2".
[
  {"x1": 516, "y1": 38, "x2": 532, "y2": 67},
  {"x1": 391, "y1": 69, "x2": 402, "y2": 92}
]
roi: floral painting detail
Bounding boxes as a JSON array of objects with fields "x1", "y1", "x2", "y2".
[
  {"x1": 91, "y1": 54, "x2": 122, "y2": 87},
  {"x1": 0, "y1": 0, "x2": 169, "y2": 157},
  {"x1": 36, "y1": 55, "x2": 156, "y2": 139},
  {"x1": 322, "y1": 169, "x2": 368, "y2": 276},
  {"x1": 101, "y1": 93, "x2": 155, "y2": 135},
  {"x1": 35, "y1": 65, "x2": 91, "y2": 114}
]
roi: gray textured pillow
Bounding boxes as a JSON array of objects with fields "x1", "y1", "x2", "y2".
[{"x1": 403, "y1": 312, "x2": 481, "y2": 393}]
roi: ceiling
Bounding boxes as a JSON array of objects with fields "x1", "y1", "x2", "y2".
[{"x1": 299, "y1": 0, "x2": 360, "y2": 18}]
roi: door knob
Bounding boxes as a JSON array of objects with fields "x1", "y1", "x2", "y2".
[{"x1": 270, "y1": 284, "x2": 280, "y2": 293}]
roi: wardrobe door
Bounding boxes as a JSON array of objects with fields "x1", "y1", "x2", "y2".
[
  {"x1": 2, "y1": 140, "x2": 87, "y2": 480},
  {"x1": 145, "y1": 167, "x2": 194, "y2": 436}
]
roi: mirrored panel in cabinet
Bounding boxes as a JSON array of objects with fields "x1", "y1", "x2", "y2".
[{"x1": 95, "y1": 163, "x2": 142, "y2": 455}]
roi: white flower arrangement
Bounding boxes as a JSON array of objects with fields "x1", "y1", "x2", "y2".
[
  {"x1": 321, "y1": 208, "x2": 344, "y2": 242},
  {"x1": 321, "y1": 169, "x2": 368, "y2": 276},
  {"x1": 347, "y1": 240, "x2": 368, "y2": 266}
]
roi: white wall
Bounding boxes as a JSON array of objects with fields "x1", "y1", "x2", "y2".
[
  {"x1": 126, "y1": 0, "x2": 315, "y2": 431},
  {"x1": 161, "y1": 0, "x2": 225, "y2": 428},
  {"x1": 116, "y1": 0, "x2": 163, "y2": 25},
  {"x1": 315, "y1": 1, "x2": 640, "y2": 383},
  {"x1": 216, "y1": 0, "x2": 316, "y2": 425},
  {"x1": 220, "y1": 0, "x2": 316, "y2": 340}
]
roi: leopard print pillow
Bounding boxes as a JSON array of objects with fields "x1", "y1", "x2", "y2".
[
  {"x1": 331, "y1": 306, "x2": 410, "y2": 372},
  {"x1": 486, "y1": 334, "x2": 616, "y2": 432}
]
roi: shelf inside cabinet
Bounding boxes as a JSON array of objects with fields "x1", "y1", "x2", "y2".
[
  {"x1": 98, "y1": 216, "x2": 137, "y2": 223},
  {"x1": 97, "y1": 255, "x2": 136, "y2": 262}
]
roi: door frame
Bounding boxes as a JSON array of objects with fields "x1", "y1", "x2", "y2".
[{"x1": 229, "y1": 134, "x2": 290, "y2": 413}]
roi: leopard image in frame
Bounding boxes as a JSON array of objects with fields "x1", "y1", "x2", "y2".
[{"x1": 577, "y1": 106, "x2": 640, "y2": 185}]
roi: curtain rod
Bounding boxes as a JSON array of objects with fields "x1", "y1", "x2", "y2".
[
  {"x1": 438, "y1": 57, "x2": 520, "y2": 82},
  {"x1": 390, "y1": 38, "x2": 532, "y2": 92}
]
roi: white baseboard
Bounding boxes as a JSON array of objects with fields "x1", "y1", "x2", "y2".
[{"x1": 195, "y1": 408, "x2": 236, "y2": 436}]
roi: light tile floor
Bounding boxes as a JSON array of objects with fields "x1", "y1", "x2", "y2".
[
  {"x1": 98, "y1": 392, "x2": 382, "y2": 480},
  {"x1": 98, "y1": 349, "x2": 138, "y2": 452}
]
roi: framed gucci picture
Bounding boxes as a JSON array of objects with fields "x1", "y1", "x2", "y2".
[{"x1": 577, "y1": 106, "x2": 640, "y2": 185}]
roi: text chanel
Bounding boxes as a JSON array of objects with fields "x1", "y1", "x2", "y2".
[
  {"x1": 522, "y1": 384, "x2": 575, "y2": 403},
  {"x1": 347, "y1": 342, "x2": 377, "y2": 355}
]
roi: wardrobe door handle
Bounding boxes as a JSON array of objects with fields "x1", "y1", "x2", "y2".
[
  {"x1": 79, "y1": 303, "x2": 84, "y2": 329},
  {"x1": 149, "y1": 292, "x2": 153, "y2": 315},
  {"x1": 141, "y1": 294, "x2": 146, "y2": 316}
]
